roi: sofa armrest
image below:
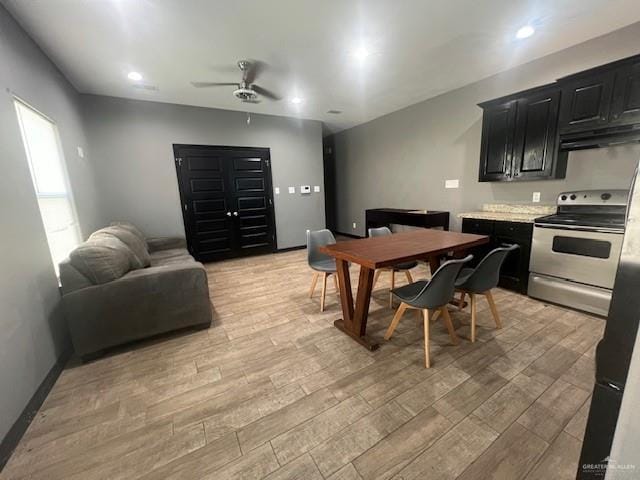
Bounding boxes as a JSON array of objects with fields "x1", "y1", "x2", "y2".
[
  {"x1": 63, "y1": 263, "x2": 211, "y2": 356},
  {"x1": 146, "y1": 236, "x2": 187, "y2": 252}
]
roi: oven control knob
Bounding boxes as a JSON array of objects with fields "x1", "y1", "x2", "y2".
[
  {"x1": 570, "y1": 194, "x2": 577, "y2": 200},
  {"x1": 561, "y1": 195, "x2": 567, "y2": 201},
  {"x1": 601, "y1": 192, "x2": 612, "y2": 200}
]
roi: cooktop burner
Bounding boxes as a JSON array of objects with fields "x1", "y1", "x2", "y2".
[
  {"x1": 534, "y1": 189, "x2": 628, "y2": 231},
  {"x1": 535, "y1": 213, "x2": 626, "y2": 230}
]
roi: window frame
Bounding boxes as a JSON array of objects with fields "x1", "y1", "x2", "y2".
[{"x1": 14, "y1": 96, "x2": 83, "y2": 276}]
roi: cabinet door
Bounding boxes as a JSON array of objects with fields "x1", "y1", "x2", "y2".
[
  {"x1": 461, "y1": 218, "x2": 495, "y2": 267},
  {"x1": 512, "y1": 89, "x2": 564, "y2": 180},
  {"x1": 559, "y1": 71, "x2": 615, "y2": 133},
  {"x1": 478, "y1": 100, "x2": 517, "y2": 182},
  {"x1": 610, "y1": 60, "x2": 640, "y2": 126}
]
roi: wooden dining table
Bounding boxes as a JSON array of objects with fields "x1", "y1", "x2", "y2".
[{"x1": 319, "y1": 229, "x2": 489, "y2": 350}]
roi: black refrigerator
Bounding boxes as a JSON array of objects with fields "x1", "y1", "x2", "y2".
[{"x1": 578, "y1": 163, "x2": 640, "y2": 479}]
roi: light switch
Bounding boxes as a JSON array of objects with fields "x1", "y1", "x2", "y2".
[
  {"x1": 300, "y1": 185, "x2": 311, "y2": 194},
  {"x1": 352, "y1": 222, "x2": 357, "y2": 229},
  {"x1": 532, "y1": 192, "x2": 541, "y2": 203},
  {"x1": 445, "y1": 179, "x2": 459, "y2": 189},
  {"x1": 274, "y1": 187, "x2": 280, "y2": 195},
  {"x1": 313, "y1": 185, "x2": 321, "y2": 193},
  {"x1": 288, "y1": 186, "x2": 295, "y2": 194}
]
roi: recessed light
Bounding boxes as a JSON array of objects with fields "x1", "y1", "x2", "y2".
[
  {"x1": 290, "y1": 97, "x2": 303, "y2": 105},
  {"x1": 127, "y1": 71, "x2": 143, "y2": 81},
  {"x1": 352, "y1": 47, "x2": 370, "y2": 61},
  {"x1": 515, "y1": 25, "x2": 535, "y2": 39}
]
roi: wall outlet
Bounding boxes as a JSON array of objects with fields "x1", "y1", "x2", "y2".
[
  {"x1": 274, "y1": 187, "x2": 280, "y2": 195},
  {"x1": 532, "y1": 192, "x2": 541, "y2": 203},
  {"x1": 300, "y1": 185, "x2": 311, "y2": 194},
  {"x1": 445, "y1": 179, "x2": 459, "y2": 189},
  {"x1": 352, "y1": 222, "x2": 357, "y2": 229},
  {"x1": 313, "y1": 185, "x2": 321, "y2": 193},
  {"x1": 288, "y1": 186, "x2": 295, "y2": 194}
]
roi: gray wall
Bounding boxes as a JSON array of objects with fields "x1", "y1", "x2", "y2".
[
  {"x1": 0, "y1": 5, "x2": 101, "y2": 440},
  {"x1": 82, "y1": 95, "x2": 325, "y2": 249},
  {"x1": 334, "y1": 23, "x2": 640, "y2": 236}
]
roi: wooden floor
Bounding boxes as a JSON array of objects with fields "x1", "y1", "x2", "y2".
[{"x1": 1, "y1": 249, "x2": 602, "y2": 480}]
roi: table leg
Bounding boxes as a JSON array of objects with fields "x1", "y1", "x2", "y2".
[
  {"x1": 335, "y1": 259, "x2": 353, "y2": 329},
  {"x1": 428, "y1": 255, "x2": 441, "y2": 274},
  {"x1": 333, "y1": 263, "x2": 379, "y2": 351}
]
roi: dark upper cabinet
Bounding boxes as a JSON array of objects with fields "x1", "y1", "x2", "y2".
[
  {"x1": 610, "y1": 59, "x2": 640, "y2": 126},
  {"x1": 558, "y1": 55, "x2": 640, "y2": 133},
  {"x1": 478, "y1": 86, "x2": 565, "y2": 182},
  {"x1": 478, "y1": 100, "x2": 517, "y2": 181},
  {"x1": 558, "y1": 71, "x2": 615, "y2": 133},
  {"x1": 512, "y1": 88, "x2": 567, "y2": 180}
]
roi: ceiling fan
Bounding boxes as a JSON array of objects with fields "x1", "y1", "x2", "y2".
[{"x1": 191, "y1": 60, "x2": 281, "y2": 103}]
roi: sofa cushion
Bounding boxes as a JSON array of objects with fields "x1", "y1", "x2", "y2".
[
  {"x1": 95, "y1": 225, "x2": 151, "y2": 268},
  {"x1": 150, "y1": 248, "x2": 196, "y2": 267},
  {"x1": 110, "y1": 222, "x2": 148, "y2": 248},
  {"x1": 69, "y1": 236, "x2": 132, "y2": 284}
]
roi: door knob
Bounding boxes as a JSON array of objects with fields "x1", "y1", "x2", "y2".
[
  {"x1": 226, "y1": 212, "x2": 232, "y2": 217},
  {"x1": 233, "y1": 211, "x2": 238, "y2": 216}
]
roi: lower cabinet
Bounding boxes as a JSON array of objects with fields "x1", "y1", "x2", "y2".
[{"x1": 461, "y1": 218, "x2": 533, "y2": 294}]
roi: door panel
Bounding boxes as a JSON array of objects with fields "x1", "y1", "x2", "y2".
[
  {"x1": 174, "y1": 145, "x2": 276, "y2": 262},
  {"x1": 227, "y1": 154, "x2": 274, "y2": 255},
  {"x1": 610, "y1": 61, "x2": 640, "y2": 126},
  {"x1": 512, "y1": 89, "x2": 563, "y2": 180},
  {"x1": 478, "y1": 100, "x2": 517, "y2": 181},
  {"x1": 559, "y1": 71, "x2": 615, "y2": 133}
]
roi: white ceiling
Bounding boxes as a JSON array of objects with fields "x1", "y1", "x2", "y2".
[{"x1": 4, "y1": 0, "x2": 640, "y2": 132}]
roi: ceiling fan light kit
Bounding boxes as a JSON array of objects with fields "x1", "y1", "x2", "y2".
[{"x1": 191, "y1": 59, "x2": 281, "y2": 104}]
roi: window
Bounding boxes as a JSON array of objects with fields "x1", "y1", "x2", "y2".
[{"x1": 14, "y1": 99, "x2": 81, "y2": 275}]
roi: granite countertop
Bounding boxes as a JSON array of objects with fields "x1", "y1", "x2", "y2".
[{"x1": 457, "y1": 203, "x2": 556, "y2": 224}]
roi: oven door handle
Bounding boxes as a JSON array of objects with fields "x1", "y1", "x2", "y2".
[{"x1": 534, "y1": 223, "x2": 624, "y2": 235}]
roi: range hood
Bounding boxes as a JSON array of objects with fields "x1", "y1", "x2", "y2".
[{"x1": 560, "y1": 125, "x2": 640, "y2": 151}]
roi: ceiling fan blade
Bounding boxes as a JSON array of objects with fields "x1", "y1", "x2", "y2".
[
  {"x1": 191, "y1": 82, "x2": 238, "y2": 88},
  {"x1": 243, "y1": 60, "x2": 265, "y2": 84},
  {"x1": 252, "y1": 85, "x2": 281, "y2": 101}
]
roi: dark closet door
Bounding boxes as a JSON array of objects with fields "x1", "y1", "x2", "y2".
[{"x1": 173, "y1": 145, "x2": 276, "y2": 262}]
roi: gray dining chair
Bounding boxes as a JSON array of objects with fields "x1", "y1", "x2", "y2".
[
  {"x1": 385, "y1": 254, "x2": 473, "y2": 368},
  {"x1": 307, "y1": 229, "x2": 339, "y2": 312},
  {"x1": 454, "y1": 244, "x2": 519, "y2": 342},
  {"x1": 368, "y1": 226, "x2": 418, "y2": 308}
]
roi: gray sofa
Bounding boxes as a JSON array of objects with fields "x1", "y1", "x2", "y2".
[{"x1": 59, "y1": 222, "x2": 212, "y2": 359}]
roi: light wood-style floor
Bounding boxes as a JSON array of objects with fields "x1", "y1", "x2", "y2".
[{"x1": 2, "y1": 249, "x2": 602, "y2": 480}]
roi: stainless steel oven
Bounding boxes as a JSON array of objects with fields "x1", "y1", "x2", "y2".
[{"x1": 528, "y1": 190, "x2": 628, "y2": 316}]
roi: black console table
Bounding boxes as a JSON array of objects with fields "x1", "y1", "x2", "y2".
[{"x1": 365, "y1": 208, "x2": 449, "y2": 234}]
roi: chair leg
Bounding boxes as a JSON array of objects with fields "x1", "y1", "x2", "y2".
[
  {"x1": 422, "y1": 309, "x2": 431, "y2": 368},
  {"x1": 440, "y1": 307, "x2": 459, "y2": 345},
  {"x1": 389, "y1": 270, "x2": 396, "y2": 308},
  {"x1": 470, "y1": 293, "x2": 477, "y2": 343},
  {"x1": 309, "y1": 272, "x2": 319, "y2": 298},
  {"x1": 458, "y1": 291, "x2": 466, "y2": 310},
  {"x1": 373, "y1": 270, "x2": 381, "y2": 289},
  {"x1": 384, "y1": 302, "x2": 408, "y2": 340},
  {"x1": 485, "y1": 290, "x2": 502, "y2": 329},
  {"x1": 320, "y1": 273, "x2": 328, "y2": 312},
  {"x1": 404, "y1": 270, "x2": 413, "y2": 283},
  {"x1": 333, "y1": 273, "x2": 339, "y2": 294}
]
